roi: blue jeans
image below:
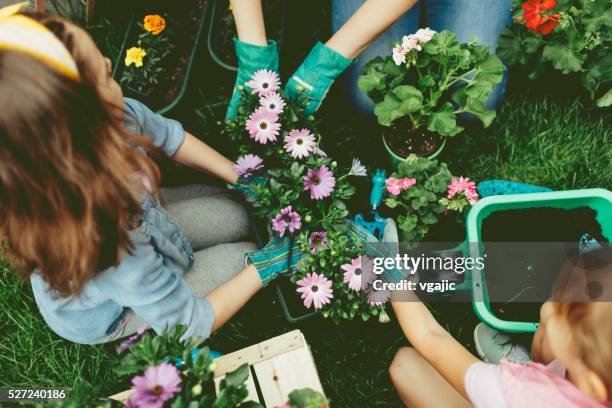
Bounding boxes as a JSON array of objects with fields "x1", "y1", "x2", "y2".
[{"x1": 332, "y1": 0, "x2": 512, "y2": 114}]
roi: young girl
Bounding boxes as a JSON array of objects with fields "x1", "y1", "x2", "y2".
[
  {"x1": 389, "y1": 248, "x2": 612, "y2": 407},
  {"x1": 0, "y1": 4, "x2": 299, "y2": 344}
]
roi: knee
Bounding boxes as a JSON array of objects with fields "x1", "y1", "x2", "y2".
[{"x1": 389, "y1": 347, "x2": 419, "y2": 383}]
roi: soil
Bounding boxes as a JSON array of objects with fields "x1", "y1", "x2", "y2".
[
  {"x1": 210, "y1": 0, "x2": 285, "y2": 69},
  {"x1": 385, "y1": 125, "x2": 443, "y2": 158},
  {"x1": 117, "y1": 0, "x2": 208, "y2": 111},
  {"x1": 481, "y1": 207, "x2": 606, "y2": 323}
]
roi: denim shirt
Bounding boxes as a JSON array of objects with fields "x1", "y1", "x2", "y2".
[{"x1": 30, "y1": 98, "x2": 215, "y2": 344}]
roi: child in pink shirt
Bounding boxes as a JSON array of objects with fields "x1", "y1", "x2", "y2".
[{"x1": 389, "y1": 248, "x2": 612, "y2": 407}]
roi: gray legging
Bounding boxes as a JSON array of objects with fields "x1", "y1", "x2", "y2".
[{"x1": 109, "y1": 184, "x2": 256, "y2": 340}]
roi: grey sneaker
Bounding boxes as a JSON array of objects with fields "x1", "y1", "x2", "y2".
[{"x1": 473, "y1": 323, "x2": 531, "y2": 364}]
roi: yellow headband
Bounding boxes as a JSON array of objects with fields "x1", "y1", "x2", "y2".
[{"x1": 0, "y1": 2, "x2": 80, "y2": 80}]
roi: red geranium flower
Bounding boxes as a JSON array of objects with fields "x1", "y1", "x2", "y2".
[{"x1": 518, "y1": 0, "x2": 560, "y2": 35}]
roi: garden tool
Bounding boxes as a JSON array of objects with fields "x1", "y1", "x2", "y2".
[{"x1": 352, "y1": 169, "x2": 388, "y2": 240}]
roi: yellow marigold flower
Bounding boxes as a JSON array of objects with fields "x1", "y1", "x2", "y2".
[
  {"x1": 125, "y1": 47, "x2": 146, "y2": 68},
  {"x1": 144, "y1": 14, "x2": 166, "y2": 35}
]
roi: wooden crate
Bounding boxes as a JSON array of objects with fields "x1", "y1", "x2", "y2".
[{"x1": 109, "y1": 330, "x2": 324, "y2": 407}]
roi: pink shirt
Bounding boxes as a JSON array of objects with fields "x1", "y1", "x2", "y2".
[{"x1": 465, "y1": 360, "x2": 611, "y2": 408}]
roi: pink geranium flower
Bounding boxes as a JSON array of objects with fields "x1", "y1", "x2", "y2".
[
  {"x1": 401, "y1": 35, "x2": 422, "y2": 52},
  {"x1": 304, "y1": 165, "x2": 336, "y2": 200},
  {"x1": 448, "y1": 176, "x2": 479, "y2": 204},
  {"x1": 272, "y1": 205, "x2": 302, "y2": 237},
  {"x1": 309, "y1": 231, "x2": 329, "y2": 254},
  {"x1": 386, "y1": 177, "x2": 416, "y2": 196},
  {"x1": 412, "y1": 27, "x2": 436, "y2": 43},
  {"x1": 233, "y1": 154, "x2": 263, "y2": 177},
  {"x1": 245, "y1": 107, "x2": 281, "y2": 144},
  {"x1": 259, "y1": 92, "x2": 286, "y2": 114},
  {"x1": 392, "y1": 43, "x2": 407, "y2": 65},
  {"x1": 399, "y1": 177, "x2": 416, "y2": 190},
  {"x1": 296, "y1": 272, "x2": 333, "y2": 309},
  {"x1": 245, "y1": 69, "x2": 280, "y2": 96},
  {"x1": 129, "y1": 363, "x2": 182, "y2": 408},
  {"x1": 284, "y1": 128, "x2": 316, "y2": 159}
]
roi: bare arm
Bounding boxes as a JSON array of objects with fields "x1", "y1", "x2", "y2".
[
  {"x1": 391, "y1": 300, "x2": 479, "y2": 398},
  {"x1": 326, "y1": 0, "x2": 418, "y2": 59},
  {"x1": 172, "y1": 131, "x2": 238, "y2": 184},
  {"x1": 207, "y1": 264, "x2": 262, "y2": 331},
  {"x1": 230, "y1": 0, "x2": 267, "y2": 46}
]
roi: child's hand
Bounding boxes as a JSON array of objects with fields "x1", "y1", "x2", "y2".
[
  {"x1": 226, "y1": 38, "x2": 279, "y2": 121},
  {"x1": 229, "y1": 173, "x2": 266, "y2": 204},
  {"x1": 247, "y1": 237, "x2": 302, "y2": 287}
]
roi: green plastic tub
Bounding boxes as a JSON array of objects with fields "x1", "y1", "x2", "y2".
[{"x1": 464, "y1": 188, "x2": 612, "y2": 333}]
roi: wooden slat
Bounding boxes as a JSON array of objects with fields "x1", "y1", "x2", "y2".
[
  {"x1": 252, "y1": 346, "x2": 324, "y2": 407},
  {"x1": 213, "y1": 330, "x2": 305, "y2": 377}
]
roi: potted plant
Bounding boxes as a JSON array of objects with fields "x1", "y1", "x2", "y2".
[
  {"x1": 497, "y1": 0, "x2": 611, "y2": 107},
  {"x1": 358, "y1": 29, "x2": 505, "y2": 167},
  {"x1": 383, "y1": 154, "x2": 478, "y2": 243},
  {"x1": 113, "y1": 0, "x2": 209, "y2": 114},
  {"x1": 225, "y1": 71, "x2": 393, "y2": 324}
]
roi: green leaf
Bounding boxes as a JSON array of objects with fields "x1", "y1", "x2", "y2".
[
  {"x1": 373, "y1": 94, "x2": 402, "y2": 126},
  {"x1": 427, "y1": 103, "x2": 463, "y2": 136},
  {"x1": 358, "y1": 68, "x2": 385, "y2": 92},
  {"x1": 475, "y1": 55, "x2": 505, "y2": 85},
  {"x1": 463, "y1": 98, "x2": 496, "y2": 127},
  {"x1": 596, "y1": 88, "x2": 612, "y2": 107},
  {"x1": 392, "y1": 85, "x2": 423, "y2": 113},
  {"x1": 542, "y1": 42, "x2": 585, "y2": 74},
  {"x1": 224, "y1": 364, "x2": 250, "y2": 387}
]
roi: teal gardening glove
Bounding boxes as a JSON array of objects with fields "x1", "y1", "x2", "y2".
[
  {"x1": 229, "y1": 173, "x2": 266, "y2": 204},
  {"x1": 285, "y1": 42, "x2": 353, "y2": 116},
  {"x1": 226, "y1": 38, "x2": 279, "y2": 121},
  {"x1": 247, "y1": 237, "x2": 303, "y2": 287}
]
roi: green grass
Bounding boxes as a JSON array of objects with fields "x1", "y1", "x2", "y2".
[{"x1": 0, "y1": 1, "x2": 611, "y2": 407}]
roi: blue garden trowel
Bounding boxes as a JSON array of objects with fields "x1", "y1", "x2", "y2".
[{"x1": 353, "y1": 169, "x2": 388, "y2": 240}]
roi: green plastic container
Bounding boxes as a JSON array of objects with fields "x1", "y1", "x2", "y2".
[
  {"x1": 382, "y1": 134, "x2": 446, "y2": 169},
  {"x1": 464, "y1": 188, "x2": 612, "y2": 333}
]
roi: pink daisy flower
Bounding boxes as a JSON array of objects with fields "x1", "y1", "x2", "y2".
[
  {"x1": 304, "y1": 165, "x2": 336, "y2": 200},
  {"x1": 448, "y1": 176, "x2": 479, "y2": 204},
  {"x1": 272, "y1": 205, "x2": 302, "y2": 237},
  {"x1": 245, "y1": 107, "x2": 281, "y2": 144},
  {"x1": 233, "y1": 154, "x2": 264, "y2": 177},
  {"x1": 116, "y1": 324, "x2": 150, "y2": 354},
  {"x1": 245, "y1": 69, "x2": 280, "y2": 96},
  {"x1": 296, "y1": 272, "x2": 333, "y2": 309},
  {"x1": 259, "y1": 92, "x2": 286, "y2": 114},
  {"x1": 385, "y1": 177, "x2": 402, "y2": 196},
  {"x1": 284, "y1": 128, "x2": 316, "y2": 159},
  {"x1": 367, "y1": 286, "x2": 391, "y2": 306},
  {"x1": 313, "y1": 146, "x2": 328, "y2": 157},
  {"x1": 341, "y1": 256, "x2": 375, "y2": 291},
  {"x1": 309, "y1": 231, "x2": 329, "y2": 254},
  {"x1": 129, "y1": 363, "x2": 182, "y2": 408}
]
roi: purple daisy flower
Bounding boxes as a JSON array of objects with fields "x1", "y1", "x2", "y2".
[
  {"x1": 233, "y1": 154, "x2": 264, "y2": 177},
  {"x1": 116, "y1": 324, "x2": 150, "y2": 354},
  {"x1": 309, "y1": 231, "x2": 329, "y2": 254},
  {"x1": 304, "y1": 165, "x2": 336, "y2": 200},
  {"x1": 129, "y1": 363, "x2": 182, "y2": 408},
  {"x1": 272, "y1": 205, "x2": 302, "y2": 237},
  {"x1": 284, "y1": 128, "x2": 316, "y2": 159}
]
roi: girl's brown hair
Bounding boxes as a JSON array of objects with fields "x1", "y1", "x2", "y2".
[{"x1": 0, "y1": 13, "x2": 160, "y2": 296}]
